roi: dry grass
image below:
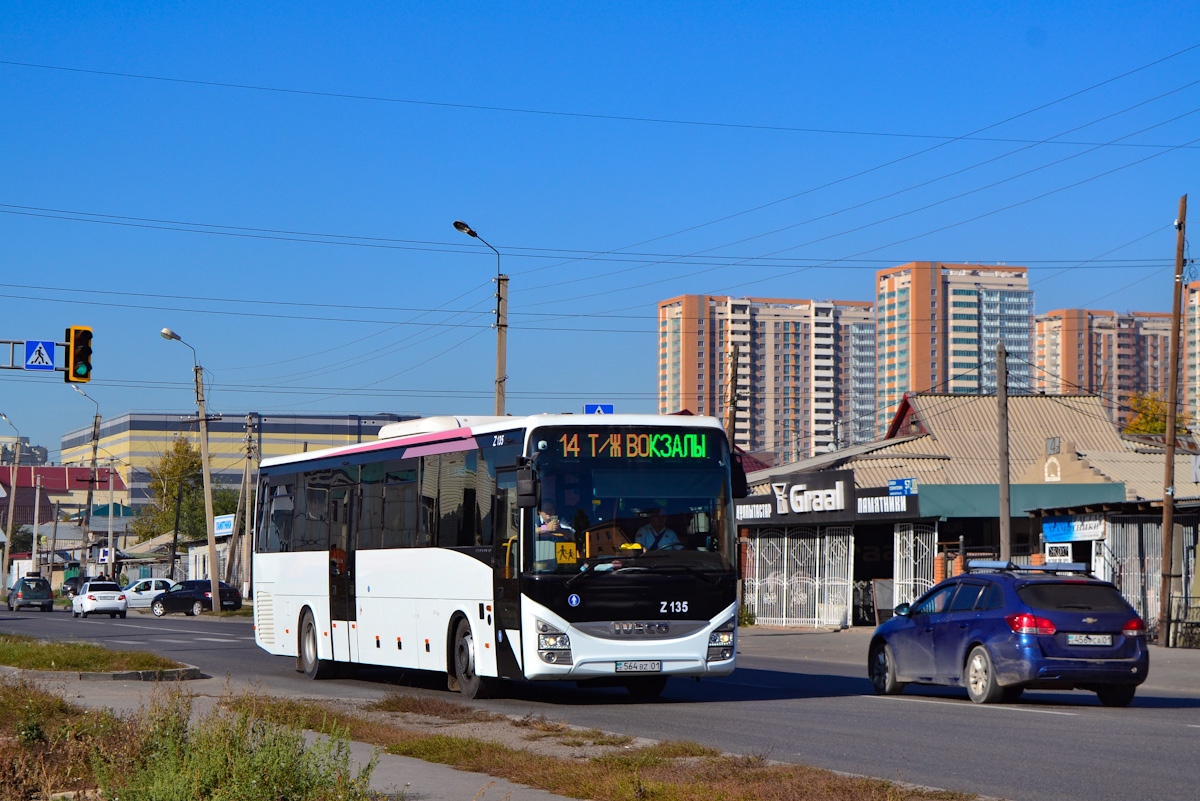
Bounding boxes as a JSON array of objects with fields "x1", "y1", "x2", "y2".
[
  {"x1": 233, "y1": 692, "x2": 978, "y2": 801},
  {"x1": 367, "y1": 690, "x2": 504, "y2": 722},
  {"x1": 0, "y1": 633, "x2": 180, "y2": 672}
]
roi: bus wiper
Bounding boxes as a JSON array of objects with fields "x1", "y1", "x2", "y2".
[{"x1": 565, "y1": 558, "x2": 617, "y2": 588}]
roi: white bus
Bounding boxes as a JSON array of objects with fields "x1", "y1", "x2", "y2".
[{"x1": 252, "y1": 413, "x2": 744, "y2": 698}]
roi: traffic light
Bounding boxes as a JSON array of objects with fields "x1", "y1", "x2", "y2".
[{"x1": 64, "y1": 325, "x2": 93, "y2": 383}]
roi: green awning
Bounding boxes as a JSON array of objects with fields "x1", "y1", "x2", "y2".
[{"x1": 917, "y1": 483, "x2": 1127, "y2": 520}]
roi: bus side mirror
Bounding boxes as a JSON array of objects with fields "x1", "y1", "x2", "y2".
[
  {"x1": 516, "y1": 467, "x2": 538, "y2": 508},
  {"x1": 731, "y1": 455, "x2": 749, "y2": 498}
]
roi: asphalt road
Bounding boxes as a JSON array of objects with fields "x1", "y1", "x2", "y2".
[{"x1": 3, "y1": 609, "x2": 1198, "y2": 801}]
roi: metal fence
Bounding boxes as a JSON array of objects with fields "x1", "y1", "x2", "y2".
[
  {"x1": 893, "y1": 522, "x2": 937, "y2": 606},
  {"x1": 743, "y1": 526, "x2": 855, "y2": 627}
]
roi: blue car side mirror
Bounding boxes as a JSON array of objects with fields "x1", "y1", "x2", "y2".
[{"x1": 894, "y1": 602, "x2": 911, "y2": 617}]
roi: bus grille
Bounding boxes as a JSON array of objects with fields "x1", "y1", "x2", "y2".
[{"x1": 255, "y1": 591, "x2": 274, "y2": 645}]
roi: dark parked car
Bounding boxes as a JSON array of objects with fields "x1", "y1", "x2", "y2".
[
  {"x1": 869, "y1": 561, "x2": 1149, "y2": 707},
  {"x1": 60, "y1": 575, "x2": 99, "y2": 598},
  {"x1": 150, "y1": 580, "x2": 242, "y2": 617},
  {"x1": 7, "y1": 575, "x2": 53, "y2": 612}
]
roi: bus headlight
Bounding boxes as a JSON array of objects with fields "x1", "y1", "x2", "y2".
[
  {"x1": 707, "y1": 618, "x2": 735, "y2": 662},
  {"x1": 535, "y1": 618, "x2": 573, "y2": 664}
]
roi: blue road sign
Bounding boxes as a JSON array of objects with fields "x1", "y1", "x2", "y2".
[
  {"x1": 888, "y1": 478, "x2": 917, "y2": 496},
  {"x1": 584, "y1": 404, "x2": 615, "y2": 414},
  {"x1": 23, "y1": 340, "x2": 55, "y2": 371}
]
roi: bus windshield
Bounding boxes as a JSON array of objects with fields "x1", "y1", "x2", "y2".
[{"x1": 525, "y1": 425, "x2": 735, "y2": 576}]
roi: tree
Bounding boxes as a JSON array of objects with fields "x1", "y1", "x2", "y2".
[
  {"x1": 127, "y1": 438, "x2": 239, "y2": 543},
  {"x1": 1124, "y1": 391, "x2": 1190, "y2": 436},
  {"x1": 6, "y1": 525, "x2": 32, "y2": 555}
]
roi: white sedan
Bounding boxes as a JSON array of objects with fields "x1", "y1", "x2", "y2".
[
  {"x1": 71, "y1": 581, "x2": 128, "y2": 619},
  {"x1": 123, "y1": 577, "x2": 178, "y2": 609}
]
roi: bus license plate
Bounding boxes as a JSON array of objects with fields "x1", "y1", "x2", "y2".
[
  {"x1": 1066, "y1": 633, "x2": 1112, "y2": 646},
  {"x1": 616, "y1": 660, "x2": 662, "y2": 673}
]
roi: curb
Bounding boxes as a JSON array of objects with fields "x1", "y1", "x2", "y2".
[{"x1": 77, "y1": 665, "x2": 205, "y2": 681}]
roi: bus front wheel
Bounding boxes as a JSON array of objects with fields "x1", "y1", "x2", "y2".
[
  {"x1": 452, "y1": 618, "x2": 497, "y2": 699},
  {"x1": 298, "y1": 610, "x2": 336, "y2": 679}
]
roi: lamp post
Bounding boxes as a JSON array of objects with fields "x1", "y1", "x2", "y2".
[
  {"x1": 453, "y1": 220, "x2": 507, "y2": 416},
  {"x1": 161, "y1": 327, "x2": 222, "y2": 611},
  {"x1": 1, "y1": 412, "x2": 21, "y2": 586},
  {"x1": 70, "y1": 384, "x2": 102, "y2": 551}
]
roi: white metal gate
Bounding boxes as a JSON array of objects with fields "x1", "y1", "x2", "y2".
[
  {"x1": 893, "y1": 522, "x2": 937, "y2": 606},
  {"x1": 744, "y1": 526, "x2": 855, "y2": 627}
]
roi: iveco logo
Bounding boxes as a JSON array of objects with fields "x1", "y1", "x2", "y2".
[
  {"x1": 611, "y1": 621, "x2": 670, "y2": 636},
  {"x1": 1083, "y1": 617, "x2": 1098, "y2": 624}
]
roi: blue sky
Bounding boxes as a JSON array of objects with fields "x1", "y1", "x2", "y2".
[{"x1": 2, "y1": 2, "x2": 1198, "y2": 457}]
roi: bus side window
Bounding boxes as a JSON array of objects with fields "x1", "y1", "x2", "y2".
[
  {"x1": 356, "y1": 463, "x2": 384, "y2": 551},
  {"x1": 293, "y1": 474, "x2": 330, "y2": 552},
  {"x1": 258, "y1": 482, "x2": 294, "y2": 553},
  {"x1": 418, "y1": 455, "x2": 438, "y2": 547},
  {"x1": 382, "y1": 460, "x2": 418, "y2": 548}
]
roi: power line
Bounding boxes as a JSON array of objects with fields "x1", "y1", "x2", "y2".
[{"x1": 5, "y1": 55, "x2": 1200, "y2": 146}]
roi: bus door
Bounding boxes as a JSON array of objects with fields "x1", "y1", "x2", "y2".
[
  {"x1": 329, "y1": 474, "x2": 357, "y2": 663},
  {"x1": 493, "y1": 469, "x2": 523, "y2": 677}
]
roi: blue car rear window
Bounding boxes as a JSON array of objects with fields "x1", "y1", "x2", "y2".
[{"x1": 1017, "y1": 583, "x2": 1128, "y2": 612}]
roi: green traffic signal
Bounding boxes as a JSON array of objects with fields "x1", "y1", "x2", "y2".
[{"x1": 65, "y1": 325, "x2": 92, "y2": 383}]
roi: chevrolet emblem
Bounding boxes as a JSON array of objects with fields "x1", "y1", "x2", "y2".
[{"x1": 1083, "y1": 617, "x2": 1098, "y2": 624}]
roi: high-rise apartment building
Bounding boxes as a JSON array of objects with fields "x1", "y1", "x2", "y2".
[
  {"x1": 875, "y1": 262, "x2": 1033, "y2": 435},
  {"x1": 1184, "y1": 283, "x2": 1200, "y2": 427},
  {"x1": 1035, "y1": 309, "x2": 1172, "y2": 428},
  {"x1": 657, "y1": 295, "x2": 874, "y2": 461}
]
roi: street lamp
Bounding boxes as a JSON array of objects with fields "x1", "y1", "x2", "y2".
[
  {"x1": 453, "y1": 221, "x2": 507, "y2": 416},
  {"x1": 0, "y1": 411, "x2": 21, "y2": 585},
  {"x1": 162, "y1": 327, "x2": 221, "y2": 610}
]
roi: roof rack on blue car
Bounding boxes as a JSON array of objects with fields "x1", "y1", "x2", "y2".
[{"x1": 965, "y1": 560, "x2": 1092, "y2": 575}]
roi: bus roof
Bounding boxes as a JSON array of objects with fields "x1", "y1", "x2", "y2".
[{"x1": 259, "y1": 412, "x2": 725, "y2": 469}]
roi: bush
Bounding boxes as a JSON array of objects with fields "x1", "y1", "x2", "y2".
[
  {"x1": 92, "y1": 685, "x2": 379, "y2": 801},
  {"x1": 738, "y1": 603, "x2": 756, "y2": 627}
]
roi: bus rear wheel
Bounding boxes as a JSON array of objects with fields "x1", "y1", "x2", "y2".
[
  {"x1": 299, "y1": 610, "x2": 336, "y2": 679},
  {"x1": 452, "y1": 618, "x2": 497, "y2": 699}
]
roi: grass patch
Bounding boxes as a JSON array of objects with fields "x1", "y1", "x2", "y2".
[
  {"x1": 233, "y1": 693, "x2": 978, "y2": 801},
  {"x1": 558, "y1": 728, "x2": 635, "y2": 747},
  {"x1": 0, "y1": 633, "x2": 181, "y2": 672},
  {"x1": 367, "y1": 690, "x2": 504, "y2": 722},
  {"x1": 217, "y1": 606, "x2": 254, "y2": 617}
]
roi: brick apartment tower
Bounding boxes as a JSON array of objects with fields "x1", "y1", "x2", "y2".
[
  {"x1": 1034, "y1": 309, "x2": 1172, "y2": 429},
  {"x1": 657, "y1": 295, "x2": 874, "y2": 462},
  {"x1": 874, "y1": 262, "x2": 1033, "y2": 436}
]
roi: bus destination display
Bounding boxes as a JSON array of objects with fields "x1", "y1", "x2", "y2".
[{"x1": 557, "y1": 431, "x2": 709, "y2": 459}]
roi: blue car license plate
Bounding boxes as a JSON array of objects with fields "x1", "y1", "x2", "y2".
[{"x1": 1066, "y1": 633, "x2": 1112, "y2": 646}]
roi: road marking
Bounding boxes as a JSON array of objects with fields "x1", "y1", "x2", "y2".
[
  {"x1": 862, "y1": 695, "x2": 1078, "y2": 716},
  {"x1": 194, "y1": 637, "x2": 238, "y2": 643},
  {"x1": 1187, "y1": 724, "x2": 1200, "y2": 729},
  {"x1": 113, "y1": 622, "x2": 220, "y2": 635},
  {"x1": 155, "y1": 639, "x2": 193, "y2": 644},
  {"x1": 106, "y1": 640, "x2": 146, "y2": 645}
]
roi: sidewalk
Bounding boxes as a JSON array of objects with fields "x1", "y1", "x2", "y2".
[{"x1": 11, "y1": 669, "x2": 577, "y2": 801}]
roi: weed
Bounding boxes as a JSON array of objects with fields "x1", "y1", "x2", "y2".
[{"x1": 738, "y1": 603, "x2": 756, "y2": 626}]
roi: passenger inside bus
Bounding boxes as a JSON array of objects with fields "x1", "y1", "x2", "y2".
[{"x1": 535, "y1": 501, "x2": 576, "y2": 564}]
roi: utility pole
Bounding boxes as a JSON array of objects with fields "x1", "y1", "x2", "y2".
[
  {"x1": 1159, "y1": 193, "x2": 1187, "y2": 647},
  {"x1": 194, "y1": 364, "x2": 222, "y2": 613},
  {"x1": 106, "y1": 462, "x2": 115, "y2": 582},
  {"x1": 997, "y1": 341, "x2": 1011, "y2": 562},
  {"x1": 49, "y1": 501, "x2": 60, "y2": 584},
  {"x1": 225, "y1": 413, "x2": 256, "y2": 587},
  {"x1": 168, "y1": 477, "x2": 183, "y2": 580},
  {"x1": 82, "y1": 412, "x2": 100, "y2": 538},
  {"x1": 724, "y1": 344, "x2": 740, "y2": 446},
  {"x1": 496, "y1": 274, "x2": 508, "y2": 416},
  {"x1": 2, "y1": 438, "x2": 21, "y2": 585},
  {"x1": 31, "y1": 474, "x2": 42, "y2": 573}
]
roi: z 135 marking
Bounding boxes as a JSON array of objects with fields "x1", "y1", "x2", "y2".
[{"x1": 661, "y1": 600, "x2": 688, "y2": 613}]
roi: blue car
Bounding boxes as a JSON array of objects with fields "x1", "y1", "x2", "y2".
[{"x1": 869, "y1": 561, "x2": 1149, "y2": 706}]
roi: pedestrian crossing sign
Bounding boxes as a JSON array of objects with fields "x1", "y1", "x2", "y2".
[{"x1": 24, "y1": 340, "x2": 55, "y2": 371}]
